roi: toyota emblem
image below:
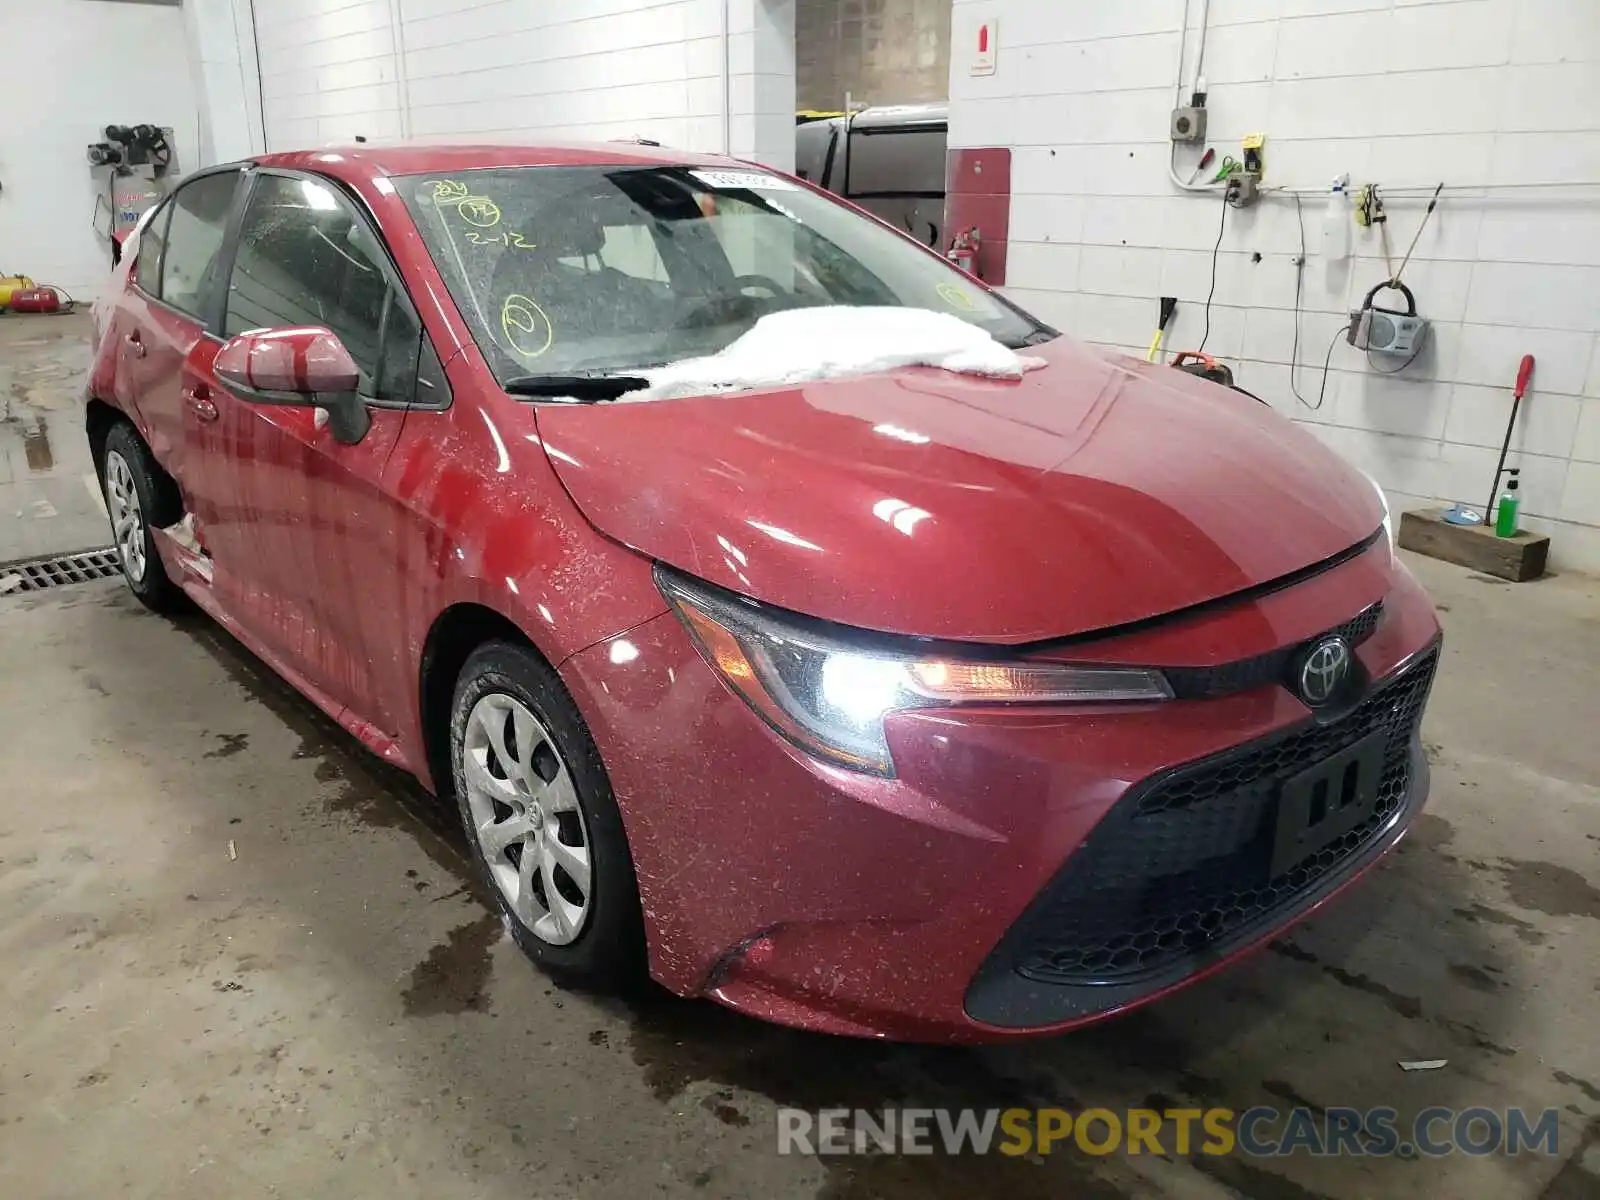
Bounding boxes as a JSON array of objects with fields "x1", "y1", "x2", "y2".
[{"x1": 1299, "y1": 637, "x2": 1351, "y2": 706}]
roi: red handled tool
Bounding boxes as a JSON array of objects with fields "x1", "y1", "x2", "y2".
[{"x1": 1484, "y1": 354, "x2": 1535, "y2": 527}]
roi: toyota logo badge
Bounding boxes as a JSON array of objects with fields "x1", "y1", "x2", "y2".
[{"x1": 1299, "y1": 637, "x2": 1351, "y2": 706}]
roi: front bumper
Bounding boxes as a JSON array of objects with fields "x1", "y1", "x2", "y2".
[
  {"x1": 561, "y1": 541, "x2": 1442, "y2": 1042},
  {"x1": 964, "y1": 646, "x2": 1435, "y2": 1028}
]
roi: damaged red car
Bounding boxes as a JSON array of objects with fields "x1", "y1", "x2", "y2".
[{"x1": 86, "y1": 143, "x2": 1441, "y2": 1042}]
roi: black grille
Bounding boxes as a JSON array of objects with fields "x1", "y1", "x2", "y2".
[
  {"x1": 1011, "y1": 650, "x2": 1436, "y2": 986},
  {"x1": 0, "y1": 548, "x2": 122, "y2": 594},
  {"x1": 1163, "y1": 602, "x2": 1383, "y2": 700}
]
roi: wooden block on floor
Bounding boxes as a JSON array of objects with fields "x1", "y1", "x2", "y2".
[{"x1": 1397, "y1": 508, "x2": 1549, "y2": 582}]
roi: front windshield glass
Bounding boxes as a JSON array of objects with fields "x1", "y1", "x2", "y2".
[{"x1": 395, "y1": 164, "x2": 1047, "y2": 382}]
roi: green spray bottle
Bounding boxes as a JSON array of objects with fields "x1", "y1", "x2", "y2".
[{"x1": 1495, "y1": 468, "x2": 1522, "y2": 538}]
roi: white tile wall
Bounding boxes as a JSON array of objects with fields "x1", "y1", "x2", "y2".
[
  {"x1": 243, "y1": 0, "x2": 794, "y2": 168},
  {"x1": 955, "y1": 0, "x2": 1600, "y2": 569}
]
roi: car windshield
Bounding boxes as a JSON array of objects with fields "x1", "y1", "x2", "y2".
[{"x1": 395, "y1": 164, "x2": 1047, "y2": 385}]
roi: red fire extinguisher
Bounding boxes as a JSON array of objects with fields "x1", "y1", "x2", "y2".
[{"x1": 946, "y1": 225, "x2": 981, "y2": 277}]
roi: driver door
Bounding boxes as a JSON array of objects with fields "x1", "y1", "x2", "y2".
[{"x1": 202, "y1": 170, "x2": 427, "y2": 719}]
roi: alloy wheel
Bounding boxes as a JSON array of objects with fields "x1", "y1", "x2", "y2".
[
  {"x1": 461, "y1": 692, "x2": 592, "y2": 945},
  {"x1": 104, "y1": 450, "x2": 146, "y2": 583}
]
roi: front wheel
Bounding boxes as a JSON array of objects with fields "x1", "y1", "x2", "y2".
[
  {"x1": 102, "y1": 422, "x2": 184, "y2": 612},
  {"x1": 449, "y1": 640, "x2": 646, "y2": 986}
]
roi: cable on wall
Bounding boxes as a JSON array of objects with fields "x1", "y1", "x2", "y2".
[
  {"x1": 245, "y1": 0, "x2": 268, "y2": 152},
  {"x1": 387, "y1": 0, "x2": 413, "y2": 140},
  {"x1": 719, "y1": 0, "x2": 732, "y2": 154},
  {"x1": 1302, "y1": 322, "x2": 1353, "y2": 412},
  {"x1": 1198, "y1": 188, "x2": 1228, "y2": 353}
]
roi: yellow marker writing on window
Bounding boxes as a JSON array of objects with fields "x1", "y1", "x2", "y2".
[
  {"x1": 501, "y1": 293, "x2": 553, "y2": 359},
  {"x1": 936, "y1": 282, "x2": 975, "y2": 310},
  {"x1": 429, "y1": 179, "x2": 469, "y2": 203},
  {"x1": 456, "y1": 196, "x2": 502, "y2": 228}
]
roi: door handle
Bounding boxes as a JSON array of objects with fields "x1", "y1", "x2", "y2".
[
  {"x1": 124, "y1": 331, "x2": 146, "y2": 359},
  {"x1": 183, "y1": 384, "x2": 218, "y2": 422}
]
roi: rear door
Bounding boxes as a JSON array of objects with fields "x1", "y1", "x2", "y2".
[
  {"x1": 113, "y1": 170, "x2": 242, "y2": 497},
  {"x1": 102, "y1": 196, "x2": 170, "y2": 425},
  {"x1": 206, "y1": 169, "x2": 442, "y2": 724}
]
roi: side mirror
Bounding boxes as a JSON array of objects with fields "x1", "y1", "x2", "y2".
[{"x1": 214, "y1": 325, "x2": 371, "y2": 445}]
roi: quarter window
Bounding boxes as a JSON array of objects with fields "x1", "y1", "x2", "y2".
[
  {"x1": 133, "y1": 200, "x2": 171, "y2": 298},
  {"x1": 159, "y1": 171, "x2": 240, "y2": 320}
]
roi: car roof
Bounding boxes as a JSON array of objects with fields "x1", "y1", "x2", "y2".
[{"x1": 249, "y1": 141, "x2": 747, "y2": 186}]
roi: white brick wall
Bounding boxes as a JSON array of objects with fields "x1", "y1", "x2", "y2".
[
  {"x1": 243, "y1": 0, "x2": 795, "y2": 170},
  {"x1": 184, "y1": 0, "x2": 266, "y2": 165},
  {"x1": 952, "y1": 0, "x2": 1600, "y2": 571}
]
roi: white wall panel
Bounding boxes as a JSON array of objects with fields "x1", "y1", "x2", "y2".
[
  {"x1": 237, "y1": 0, "x2": 791, "y2": 167},
  {"x1": 950, "y1": 0, "x2": 1600, "y2": 569},
  {"x1": 0, "y1": 0, "x2": 199, "y2": 297}
]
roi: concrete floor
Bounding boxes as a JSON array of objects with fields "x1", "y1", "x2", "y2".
[
  {"x1": 0, "y1": 560, "x2": 1595, "y2": 1199},
  {"x1": 0, "y1": 313, "x2": 109, "y2": 565},
  {"x1": 1, "y1": 317, "x2": 1598, "y2": 1198}
]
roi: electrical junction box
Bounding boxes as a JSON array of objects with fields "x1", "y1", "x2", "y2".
[
  {"x1": 1349, "y1": 306, "x2": 1429, "y2": 356},
  {"x1": 1170, "y1": 106, "x2": 1207, "y2": 143}
]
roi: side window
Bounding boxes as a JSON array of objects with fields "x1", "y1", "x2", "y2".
[
  {"x1": 160, "y1": 171, "x2": 241, "y2": 320},
  {"x1": 133, "y1": 200, "x2": 171, "y2": 297},
  {"x1": 554, "y1": 222, "x2": 668, "y2": 283},
  {"x1": 599, "y1": 225, "x2": 668, "y2": 282},
  {"x1": 224, "y1": 174, "x2": 416, "y2": 400}
]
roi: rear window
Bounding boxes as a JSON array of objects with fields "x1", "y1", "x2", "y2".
[{"x1": 845, "y1": 128, "x2": 947, "y2": 196}]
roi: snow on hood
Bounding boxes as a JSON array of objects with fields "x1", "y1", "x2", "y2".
[{"x1": 623, "y1": 306, "x2": 1045, "y2": 401}]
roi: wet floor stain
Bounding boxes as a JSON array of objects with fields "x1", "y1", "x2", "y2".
[
  {"x1": 1269, "y1": 940, "x2": 1319, "y2": 964},
  {"x1": 1554, "y1": 1070, "x2": 1600, "y2": 1104},
  {"x1": 1261, "y1": 1078, "x2": 1327, "y2": 1118},
  {"x1": 698, "y1": 1090, "x2": 750, "y2": 1126},
  {"x1": 401, "y1": 911, "x2": 501, "y2": 1016},
  {"x1": 1450, "y1": 903, "x2": 1548, "y2": 946},
  {"x1": 1320, "y1": 964, "x2": 1423, "y2": 1019},
  {"x1": 203, "y1": 732, "x2": 250, "y2": 759},
  {"x1": 179, "y1": 612, "x2": 484, "y2": 900},
  {"x1": 1406, "y1": 811, "x2": 1455, "y2": 853},
  {"x1": 1533, "y1": 1117, "x2": 1600, "y2": 1198},
  {"x1": 1193, "y1": 1154, "x2": 1340, "y2": 1200},
  {"x1": 1270, "y1": 940, "x2": 1517, "y2": 1056},
  {"x1": 1495, "y1": 860, "x2": 1600, "y2": 921},
  {"x1": 613, "y1": 991, "x2": 1137, "y2": 1199},
  {"x1": 1448, "y1": 963, "x2": 1503, "y2": 992},
  {"x1": 21, "y1": 418, "x2": 52, "y2": 472},
  {"x1": 818, "y1": 1153, "x2": 1127, "y2": 1200}
]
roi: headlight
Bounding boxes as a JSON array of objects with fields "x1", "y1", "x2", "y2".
[
  {"x1": 1365, "y1": 472, "x2": 1393, "y2": 546},
  {"x1": 658, "y1": 569, "x2": 1172, "y2": 776}
]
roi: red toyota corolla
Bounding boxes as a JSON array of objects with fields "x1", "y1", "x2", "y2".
[{"x1": 86, "y1": 143, "x2": 1440, "y2": 1041}]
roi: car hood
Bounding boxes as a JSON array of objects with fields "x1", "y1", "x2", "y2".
[{"x1": 531, "y1": 337, "x2": 1383, "y2": 643}]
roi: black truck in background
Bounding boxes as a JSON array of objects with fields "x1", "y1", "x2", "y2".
[{"x1": 795, "y1": 103, "x2": 948, "y2": 252}]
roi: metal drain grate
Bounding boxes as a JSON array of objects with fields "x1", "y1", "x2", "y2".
[{"x1": 0, "y1": 548, "x2": 123, "y2": 594}]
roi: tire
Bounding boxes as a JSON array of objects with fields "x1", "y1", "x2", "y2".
[
  {"x1": 449, "y1": 640, "x2": 646, "y2": 987},
  {"x1": 102, "y1": 422, "x2": 185, "y2": 612}
]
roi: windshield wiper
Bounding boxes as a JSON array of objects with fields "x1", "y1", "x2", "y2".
[{"x1": 502, "y1": 372, "x2": 651, "y2": 401}]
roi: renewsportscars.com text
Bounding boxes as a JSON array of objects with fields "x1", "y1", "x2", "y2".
[{"x1": 777, "y1": 1106, "x2": 1562, "y2": 1159}]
